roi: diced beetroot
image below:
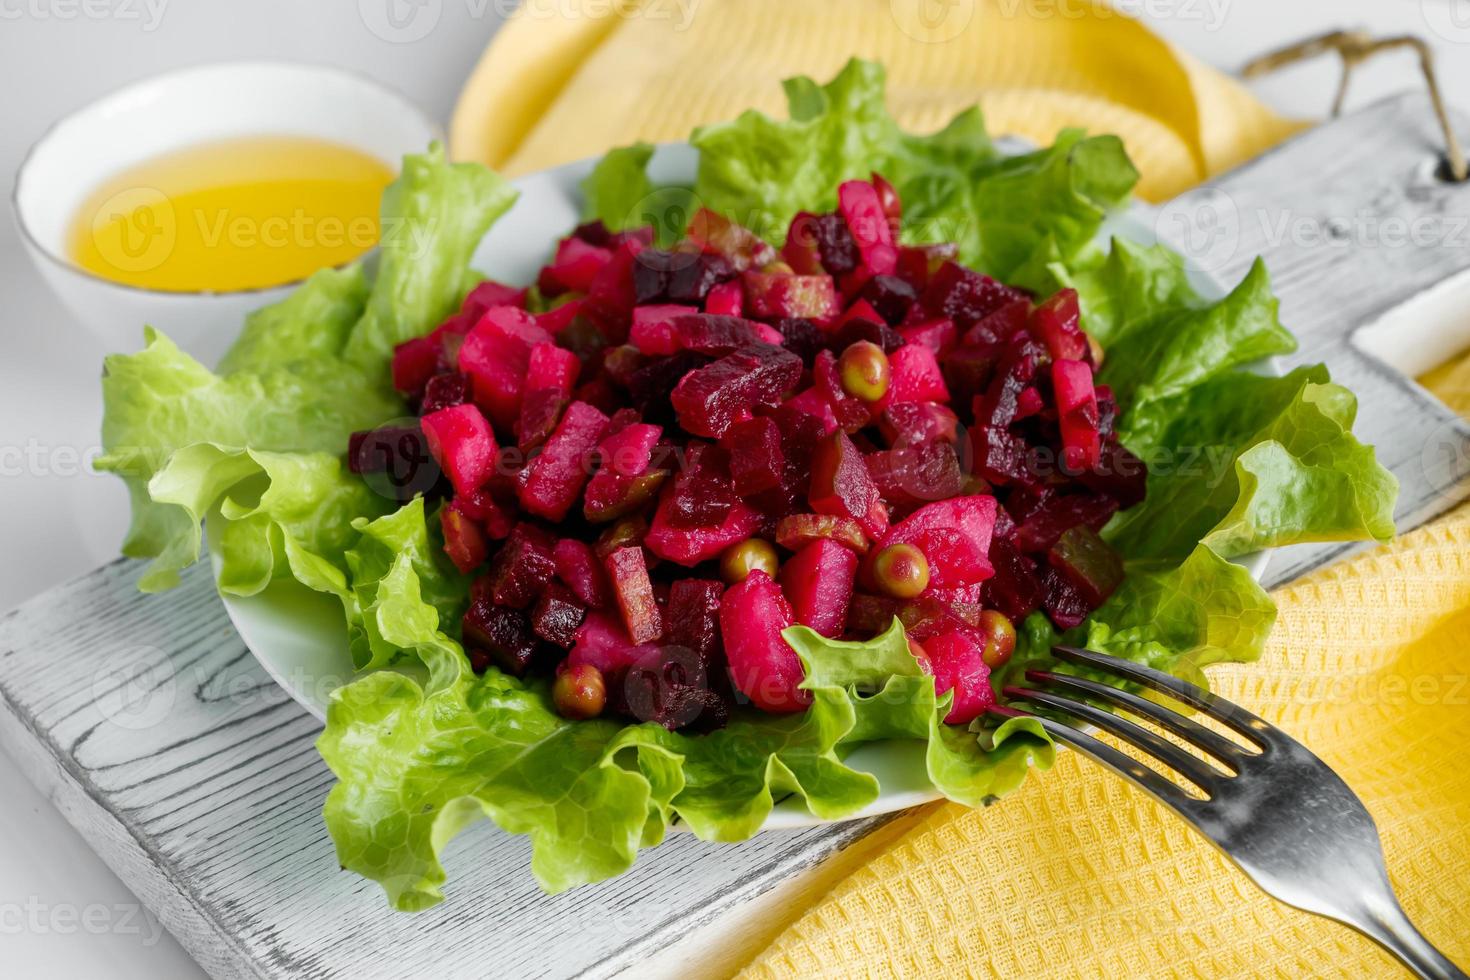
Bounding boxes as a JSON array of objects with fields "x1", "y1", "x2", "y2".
[
  {"x1": 633, "y1": 249, "x2": 735, "y2": 306},
  {"x1": 785, "y1": 388, "x2": 840, "y2": 435},
  {"x1": 742, "y1": 272, "x2": 841, "y2": 321},
  {"x1": 440, "y1": 501, "x2": 489, "y2": 574},
  {"x1": 1078, "y1": 441, "x2": 1149, "y2": 507},
  {"x1": 605, "y1": 546, "x2": 663, "y2": 644},
  {"x1": 476, "y1": 523, "x2": 556, "y2": 609},
  {"x1": 720, "y1": 570, "x2": 810, "y2": 713},
  {"x1": 525, "y1": 342, "x2": 579, "y2": 397},
  {"x1": 666, "y1": 578, "x2": 725, "y2": 660},
  {"x1": 515, "y1": 389, "x2": 567, "y2": 452},
  {"x1": 897, "y1": 318, "x2": 956, "y2": 355},
  {"x1": 1014, "y1": 386, "x2": 1044, "y2": 420},
  {"x1": 705, "y1": 279, "x2": 744, "y2": 316},
  {"x1": 421, "y1": 404, "x2": 499, "y2": 496},
  {"x1": 462, "y1": 600, "x2": 539, "y2": 676},
  {"x1": 455, "y1": 488, "x2": 516, "y2": 541},
  {"x1": 871, "y1": 172, "x2": 901, "y2": 220},
  {"x1": 1041, "y1": 567, "x2": 1091, "y2": 630},
  {"x1": 837, "y1": 180, "x2": 897, "y2": 276},
  {"x1": 940, "y1": 344, "x2": 1000, "y2": 408},
  {"x1": 974, "y1": 335, "x2": 1045, "y2": 427},
  {"x1": 964, "y1": 297, "x2": 1030, "y2": 345},
  {"x1": 554, "y1": 538, "x2": 611, "y2": 608},
  {"x1": 539, "y1": 236, "x2": 612, "y2": 295},
  {"x1": 838, "y1": 299, "x2": 886, "y2": 329},
  {"x1": 584, "y1": 239, "x2": 647, "y2": 337},
  {"x1": 1053, "y1": 358, "x2": 1101, "y2": 470},
  {"x1": 536, "y1": 298, "x2": 582, "y2": 335},
  {"x1": 392, "y1": 336, "x2": 440, "y2": 397},
  {"x1": 567, "y1": 610, "x2": 661, "y2": 675},
  {"x1": 866, "y1": 441, "x2": 964, "y2": 509},
  {"x1": 583, "y1": 423, "x2": 664, "y2": 521},
  {"x1": 670, "y1": 345, "x2": 802, "y2": 438},
  {"x1": 662, "y1": 444, "x2": 740, "y2": 528},
  {"x1": 518, "y1": 401, "x2": 610, "y2": 520},
  {"x1": 984, "y1": 538, "x2": 1046, "y2": 621},
  {"x1": 532, "y1": 584, "x2": 587, "y2": 648},
  {"x1": 808, "y1": 430, "x2": 888, "y2": 540},
  {"x1": 879, "y1": 402, "x2": 959, "y2": 446},
  {"x1": 971, "y1": 424, "x2": 1035, "y2": 487},
  {"x1": 859, "y1": 275, "x2": 917, "y2": 325},
  {"x1": 630, "y1": 304, "x2": 698, "y2": 355},
  {"x1": 672, "y1": 314, "x2": 771, "y2": 355},
  {"x1": 921, "y1": 261, "x2": 1028, "y2": 329},
  {"x1": 899, "y1": 594, "x2": 982, "y2": 638},
  {"x1": 833, "y1": 316, "x2": 905, "y2": 355},
  {"x1": 686, "y1": 208, "x2": 777, "y2": 271},
  {"x1": 462, "y1": 279, "x2": 528, "y2": 318},
  {"x1": 1014, "y1": 494, "x2": 1119, "y2": 554},
  {"x1": 645, "y1": 485, "x2": 763, "y2": 566},
  {"x1": 779, "y1": 539, "x2": 858, "y2": 638},
  {"x1": 847, "y1": 592, "x2": 901, "y2": 634},
  {"x1": 917, "y1": 631, "x2": 995, "y2": 724},
  {"x1": 1030, "y1": 288, "x2": 1088, "y2": 362},
  {"x1": 879, "y1": 343, "x2": 950, "y2": 409},
  {"x1": 420, "y1": 372, "x2": 473, "y2": 416},
  {"x1": 721, "y1": 416, "x2": 786, "y2": 494},
  {"x1": 775, "y1": 513, "x2": 869, "y2": 554},
  {"x1": 458, "y1": 306, "x2": 553, "y2": 429},
  {"x1": 1047, "y1": 525, "x2": 1124, "y2": 606},
  {"x1": 894, "y1": 242, "x2": 957, "y2": 291}
]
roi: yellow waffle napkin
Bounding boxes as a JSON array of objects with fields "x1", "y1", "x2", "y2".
[{"x1": 449, "y1": 3, "x2": 1467, "y2": 975}]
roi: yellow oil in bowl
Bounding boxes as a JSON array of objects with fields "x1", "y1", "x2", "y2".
[{"x1": 67, "y1": 135, "x2": 394, "y2": 293}]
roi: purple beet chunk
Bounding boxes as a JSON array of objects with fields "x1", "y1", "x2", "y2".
[
  {"x1": 1013, "y1": 494, "x2": 1120, "y2": 554},
  {"x1": 971, "y1": 425, "x2": 1037, "y2": 487},
  {"x1": 975, "y1": 335, "x2": 1045, "y2": 427},
  {"x1": 832, "y1": 317, "x2": 905, "y2": 355},
  {"x1": 1041, "y1": 568, "x2": 1091, "y2": 631},
  {"x1": 723, "y1": 416, "x2": 786, "y2": 495},
  {"x1": 866, "y1": 441, "x2": 963, "y2": 509},
  {"x1": 665, "y1": 444, "x2": 741, "y2": 528},
  {"x1": 516, "y1": 388, "x2": 568, "y2": 452},
  {"x1": 921, "y1": 260, "x2": 1029, "y2": 329},
  {"x1": 462, "y1": 600, "x2": 540, "y2": 676},
  {"x1": 348, "y1": 425, "x2": 424, "y2": 474},
  {"x1": 774, "y1": 317, "x2": 826, "y2": 362},
  {"x1": 616, "y1": 645, "x2": 729, "y2": 731},
  {"x1": 983, "y1": 538, "x2": 1046, "y2": 622},
  {"x1": 420, "y1": 372, "x2": 473, "y2": 416},
  {"x1": 666, "y1": 578, "x2": 724, "y2": 660},
  {"x1": 1078, "y1": 440, "x2": 1149, "y2": 508},
  {"x1": 859, "y1": 274, "x2": 918, "y2": 325},
  {"x1": 941, "y1": 344, "x2": 1001, "y2": 408},
  {"x1": 671, "y1": 314, "x2": 770, "y2": 355},
  {"x1": 626, "y1": 351, "x2": 711, "y2": 421},
  {"x1": 670, "y1": 344, "x2": 803, "y2": 438},
  {"x1": 573, "y1": 219, "x2": 613, "y2": 246},
  {"x1": 531, "y1": 584, "x2": 587, "y2": 648},
  {"x1": 812, "y1": 212, "x2": 859, "y2": 275},
  {"x1": 477, "y1": 523, "x2": 557, "y2": 609},
  {"x1": 632, "y1": 249, "x2": 680, "y2": 304},
  {"x1": 668, "y1": 253, "x2": 736, "y2": 305}
]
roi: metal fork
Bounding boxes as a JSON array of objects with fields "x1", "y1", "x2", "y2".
[{"x1": 987, "y1": 646, "x2": 1468, "y2": 980}]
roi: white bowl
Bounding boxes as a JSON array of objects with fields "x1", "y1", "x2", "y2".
[
  {"x1": 213, "y1": 142, "x2": 1270, "y2": 832},
  {"x1": 12, "y1": 61, "x2": 441, "y2": 367}
]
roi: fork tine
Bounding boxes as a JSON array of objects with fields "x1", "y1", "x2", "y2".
[
  {"x1": 1005, "y1": 683, "x2": 1226, "y2": 793},
  {"x1": 1053, "y1": 646, "x2": 1276, "y2": 748},
  {"x1": 1026, "y1": 669, "x2": 1250, "y2": 769},
  {"x1": 987, "y1": 705, "x2": 1200, "y2": 812}
]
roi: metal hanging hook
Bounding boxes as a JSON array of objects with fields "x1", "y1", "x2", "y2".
[{"x1": 1241, "y1": 29, "x2": 1467, "y2": 182}]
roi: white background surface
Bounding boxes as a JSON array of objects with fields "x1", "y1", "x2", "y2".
[{"x1": 0, "y1": 1, "x2": 1466, "y2": 974}]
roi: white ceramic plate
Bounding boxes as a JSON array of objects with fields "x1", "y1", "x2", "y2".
[{"x1": 214, "y1": 142, "x2": 1269, "y2": 831}]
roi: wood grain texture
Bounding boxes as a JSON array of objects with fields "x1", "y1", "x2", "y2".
[{"x1": 1, "y1": 92, "x2": 1468, "y2": 979}]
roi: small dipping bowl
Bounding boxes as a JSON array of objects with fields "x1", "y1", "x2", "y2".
[{"x1": 13, "y1": 61, "x2": 441, "y2": 366}]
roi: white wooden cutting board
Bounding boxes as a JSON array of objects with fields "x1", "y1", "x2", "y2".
[{"x1": 2, "y1": 92, "x2": 1468, "y2": 979}]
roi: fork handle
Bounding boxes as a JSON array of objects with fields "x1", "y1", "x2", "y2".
[{"x1": 1350, "y1": 893, "x2": 1467, "y2": 980}]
